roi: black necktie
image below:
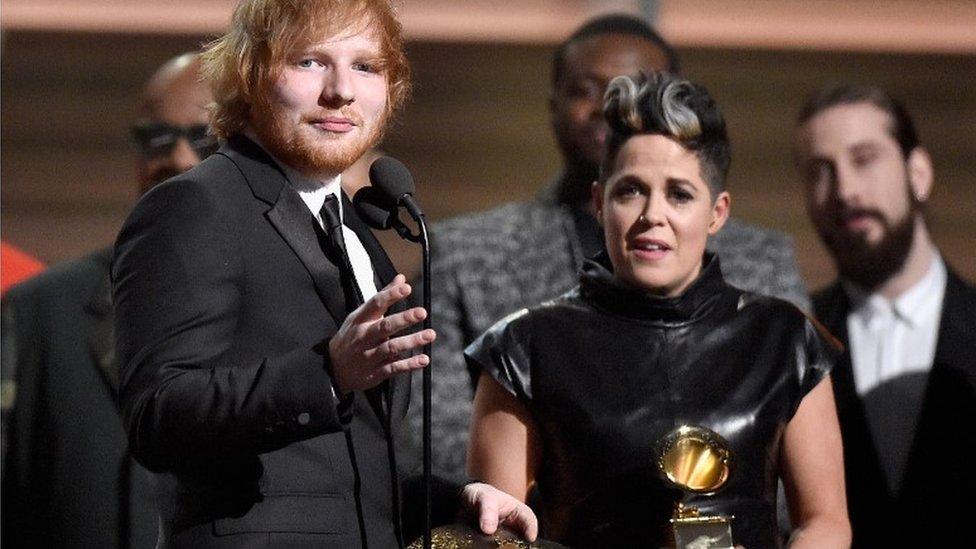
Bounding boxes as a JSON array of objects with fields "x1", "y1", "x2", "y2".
[{"x1": 321, "y1": 194, "x2": 364, "y2": 312}]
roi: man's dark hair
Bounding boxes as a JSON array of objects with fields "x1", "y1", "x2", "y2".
[
  {"x1": 601, "y1": 72, "x2": 730, "y2": 195},
  {"x1": 797, "y1": 84, "x2": 919, "y2": 159},
  {"x1": 551, "y1": 14, "x2": 680, "y2": 88}
]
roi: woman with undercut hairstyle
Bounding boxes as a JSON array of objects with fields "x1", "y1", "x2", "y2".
[{"x1": 465, "y1": 73, "x2": 851, "y2": 548}]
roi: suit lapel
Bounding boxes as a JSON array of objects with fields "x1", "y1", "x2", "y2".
[
  {"x1": 931, "y1": 269, "x2": 975, "y2": 375},
  {"x1": 266, "y1": 192, "x2": 349, "y2": 324},
  {"x1": 86, "y1": 249, "x2": 120, "y2": 402},
  {"x1": 814, "y1": 284, "x2": 892, "y2": 504},
  {"x1": 221, "y1": 135, "x2": 348, "y2": 325},
  {"x1": 900, "y1": 269, "x2": 976, "y2": 500}
]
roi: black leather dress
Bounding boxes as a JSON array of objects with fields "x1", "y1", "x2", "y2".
[{"x1": 465, "y1": 253, "x2": 835, "y2": 548}]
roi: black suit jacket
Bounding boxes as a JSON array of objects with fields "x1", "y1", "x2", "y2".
[
  {"x1": 813, "y1": 268, "x2": 976, "y2": 548},
  {"x1": 113, "y1": 135, "x2": 411, "y2": 548},
  {"x1": 1, "y1": 249, "x2": 157, "y2": 549}
]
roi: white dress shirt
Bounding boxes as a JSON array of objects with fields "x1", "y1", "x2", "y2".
[
  {"x1": 844, "y1": 252, "x2": 947, "y2": 493},
  {"x1": 845, "y1": 254, "x2": 946, "y2": 396}
]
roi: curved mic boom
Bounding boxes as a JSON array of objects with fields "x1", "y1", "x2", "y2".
[{"x1": 352, "y1": 186, "x2": 420, "y2": 242}]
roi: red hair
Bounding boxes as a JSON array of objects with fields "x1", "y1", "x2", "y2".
[{"x1": 202, "y1": 0, "x2": 411, "y2": 138}]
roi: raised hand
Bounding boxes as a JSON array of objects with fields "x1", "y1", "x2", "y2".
[{"x1": 328, "y1": 274, "x2": 436, "y2": 394}]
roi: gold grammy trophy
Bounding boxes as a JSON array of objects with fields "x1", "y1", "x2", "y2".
[{"x1": 655, "y1": 425, "x2": 734, "y2": 549}]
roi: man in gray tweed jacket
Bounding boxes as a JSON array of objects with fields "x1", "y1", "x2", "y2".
[{"x1": 420, "y1": 15, "x2": 810, "y2": 480}]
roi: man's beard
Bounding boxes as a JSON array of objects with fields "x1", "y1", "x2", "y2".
[
  {"x1": 821, "y1": 198, "x2": 917, "y2": 291},
  {"x1": 252, "y1": 102, "x2": 386, "y2": 177}
]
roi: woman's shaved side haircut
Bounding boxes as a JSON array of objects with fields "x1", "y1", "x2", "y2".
[{"x1": 202, "y1": 0, "x2": 411, "y2": 139}]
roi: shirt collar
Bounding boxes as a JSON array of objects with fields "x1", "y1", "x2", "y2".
[
  {"x1": 294, "y1": 176, "x2": 343, "y2": 223},
  {"x1": 892, "y1": 252, "x2": 946, "y2": 327}
]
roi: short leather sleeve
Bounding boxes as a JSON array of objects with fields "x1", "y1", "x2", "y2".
[
  {"x1": 788, "y1": 314, "x2": 840, "y2": 419},
  {"x1": 463, "y1": 308, "x2": 534, "y2": 402}
]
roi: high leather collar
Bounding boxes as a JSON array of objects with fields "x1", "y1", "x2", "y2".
[{"x1": 580, "y1": 251, "x2": 727, "y2": 325}]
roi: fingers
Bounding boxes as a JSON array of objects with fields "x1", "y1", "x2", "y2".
[
  {"x1": 371, "y1": 307, "x2": 428, "y2": 343},
  {"x1": 379, "y1": 353, "x2": 430, "y2": 378},
  {"x1": 328, "y1": 272, "x2": 435, "y2": 392},
  {"x1": 477, "y1": 496, "x2": 500, "y2": 536},
  {"x1": 502, "y1": 504, "x2": 538, "y2": 542},
  {"x1": 366, "y1": 329, "x2": 436, "y2": 365},
  {"x1": 462, "y1": 484, "x2": 500, "y2": 536},
  {"x1": 465, "y1": 483, "x2": 538, "y2": 542},
  {"x1": 354, "y1": 274, "x2": 410, "y2": 321}
]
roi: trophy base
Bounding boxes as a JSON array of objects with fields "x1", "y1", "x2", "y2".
[
  {"x1": 670, "y1": 515, "x2": 734, "y2": 549},
  {"x1": 407, "y1": 523, "x2": 567, "y2": 549}
]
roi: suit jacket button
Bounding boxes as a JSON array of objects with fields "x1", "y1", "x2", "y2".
[{"x1": 297, "y1": 412, "x2": 310, "y2": 425}]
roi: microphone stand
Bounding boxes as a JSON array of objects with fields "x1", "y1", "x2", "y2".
[
  {"x1": 418, "y1": 215, "x2": 432, "y2": 549},
  {"x1": 354, "y1": 175, "x2": 432, "y2": 549},
  {"x1": 390, "y1": 206, "x2": 431, "y2": 549}
]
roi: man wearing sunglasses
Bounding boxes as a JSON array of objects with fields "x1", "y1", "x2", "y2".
[
  {"x1": 131, "y1": 55, "x2": 217, "y2": 194},
  {"x1": 1, "y1": 52, "x2": 213, "y2": 549}
]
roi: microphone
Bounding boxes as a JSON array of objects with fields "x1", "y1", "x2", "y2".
[
  {"x1": 368, "y1": 156, "x2": 424, "y2": 222},
  {"x1": 352, "y1": 185, "x2": 396, "y2": 230},
  {"x1": 352, "y1": 180, "x2": 421, "y2": 243}
]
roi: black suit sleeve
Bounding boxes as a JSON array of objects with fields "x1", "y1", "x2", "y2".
[{"x1": 113, "y1": 178, "x2": 344, "y2": 471}]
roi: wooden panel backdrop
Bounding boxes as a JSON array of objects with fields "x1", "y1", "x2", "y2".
[{"x1": 2, "y1": 31, "x2": 974, "y2": 292}]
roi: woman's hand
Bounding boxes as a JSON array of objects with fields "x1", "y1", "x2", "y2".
[{"x1": 460, "y1": 482, "x2": 539, "y2": 542}]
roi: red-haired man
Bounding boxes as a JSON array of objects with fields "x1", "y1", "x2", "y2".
[{"x1": 112, "y1": 1, "x2": 535, "y2": 547}]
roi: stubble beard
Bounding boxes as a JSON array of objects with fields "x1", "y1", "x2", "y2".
[{"x1": 253, "y1": 102, "x2": 388, "y2": 177}]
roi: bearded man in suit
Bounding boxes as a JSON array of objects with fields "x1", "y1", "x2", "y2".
[
  {"x1": 794, "y1": 84, "x2": 976, "y2": 547},
  {"x1": 112, "y1": 1, "x2": 535, "y2": 547}
]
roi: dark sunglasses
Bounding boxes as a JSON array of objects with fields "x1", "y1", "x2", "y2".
[{"x1": 130, "y1": 121, "x2": 219, "y2": 159}]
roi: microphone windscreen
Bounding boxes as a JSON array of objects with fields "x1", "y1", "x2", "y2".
[
  {"x1": 353, "y1": 186, "x2": 396, "y2": 230},
  {"x1": 369, "y1": 157, "x2": 415, "y2": 200}
]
